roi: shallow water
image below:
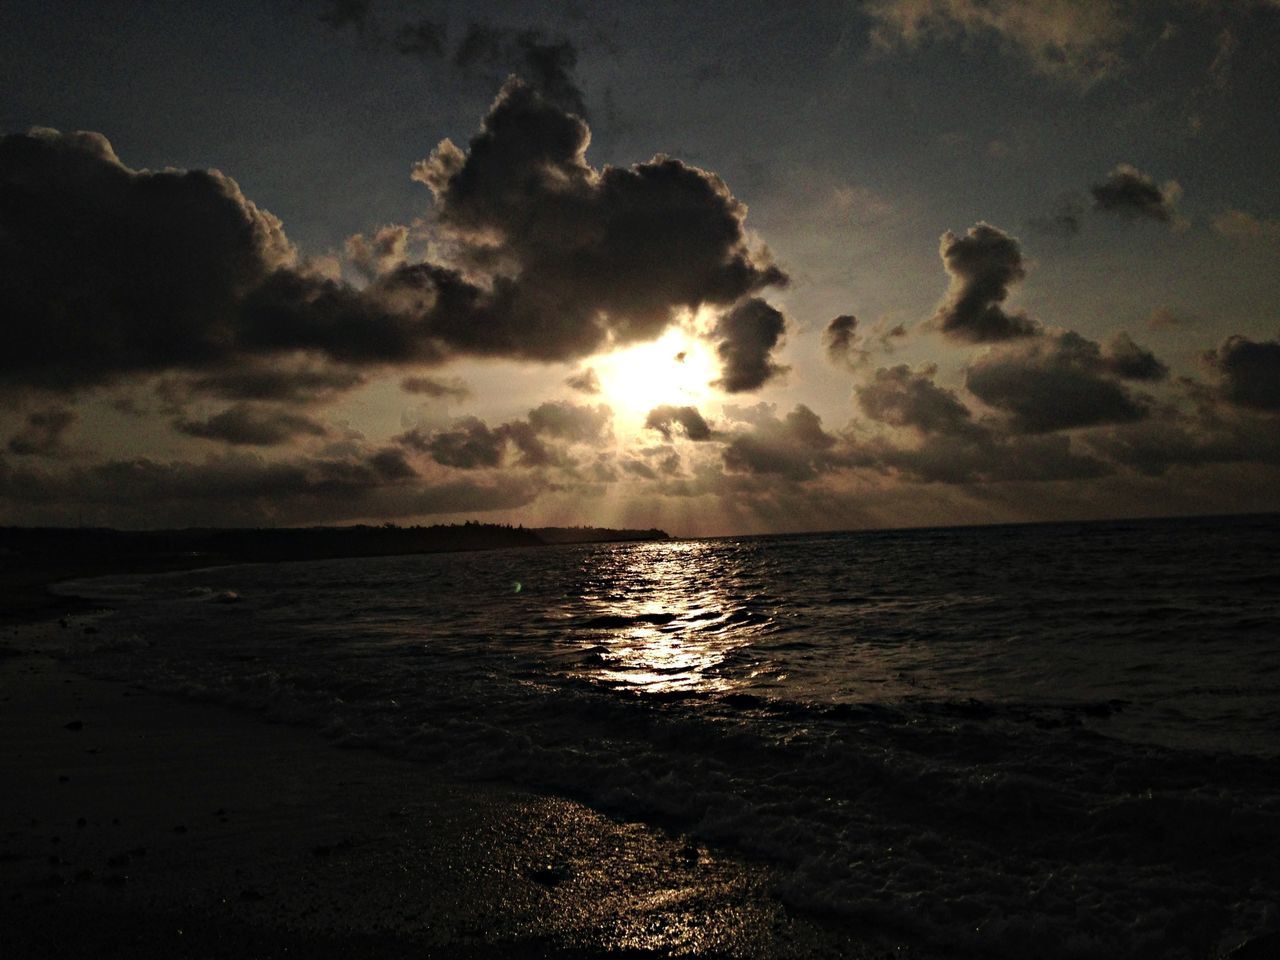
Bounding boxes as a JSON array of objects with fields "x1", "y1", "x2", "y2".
[{"x1": 62, "y1": 515, "x2": 1280, "y2": 958}]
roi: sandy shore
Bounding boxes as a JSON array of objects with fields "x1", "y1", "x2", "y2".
[{"x1": 0, "y1": 617, "x2": 916, "y2": 959}]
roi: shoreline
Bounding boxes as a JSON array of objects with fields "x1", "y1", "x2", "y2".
[{"x1": 0, "y1": 618, "x2": 919, "y2": 958}]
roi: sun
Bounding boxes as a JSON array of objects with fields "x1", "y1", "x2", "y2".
[{"x1": 593, "y1": 327, "x2": 720, "y2": 425}]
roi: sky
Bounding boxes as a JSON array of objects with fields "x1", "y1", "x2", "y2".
[{"x1": 2, "y1": 0, "x2": 1278, "y2": 535}]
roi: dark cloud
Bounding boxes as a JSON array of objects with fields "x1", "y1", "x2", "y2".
[
  {"x1": 3, "y1": 86, "x2": 783, "y2": 393},
  {"x1": 398, "y1": 417, "x2": 506, "y2": 470},
  {"x1": 345, "y1": 225, "x2": 408, "y2": 281},
  {"x1": 711, "y1": 298, "x2": 788, "y2": 393},
  {"x1": 1089, "y1": 412, "x2": 1280, "y2": 478},
  {"x1": 876, "y1": 432, "x2": 1110, "y2": 485},
  {"x1": 454, "y1": 23, "x2": 586, "y2": 116},
  {"x1": 175, "y1": 404, "x2": 329, "y2": 446},
  {"x1": 394, "y1": 19, "x2": 447, "y2": 58},
  {"x1": 965, "y1": 331, "x2": 1154, "y2": 433},
  {"x1": 318, "y1": 0, "x2": 372, "y2": 33},
  {"x1": 933, "y1": 223, "x2": 1040, "y2": 342},
  {"x1": 1091, "y1": 164, "x2": 1182, "y2": 224},
  {"x1": 823, "y1": 315, "x2": 861, "y2": 367},
  {"x1": 722, "y1": 405, "x2": 839, "y2": 481},
  {"x1": 1203, "y1": 334, "x2": 1280, "y2": 411},
  {"x1": 526, "y1": 400, "x2": 612, "y2": 443},
  {"x1": 1028, "y1": 195, "x2": 1084, "y2": 238},
  {"x1": 0, "y1": 128, "x2": 293, "y2": 390},
  {"x1": 621, "y1": 457, "x2": 659, "y2": 480},
  {"x1": 400, "y1": 376, "x2": 471, "y2": 400},
  {"x1": 857, "y1": 364, "x2": 981, "y2": 437},
  {"x1": 7, "y1": 406, "x2": 77, "y2": 457},
  {"x1": 644, "y1": 405, "x2": 714, "y2": 442},
  {"x1": 396, "y1": 400, "x2": 608, "y2": 471},
  {"x1": 565, "y1": 368, "x2": 601, "y2": 394},
  {"x1": 0, "y1": 450, "x2": 537, "y2": 527},
  {"x1": 415, "y1": 79, "x2": 785, "y2": 361},
  {"x1": 1103, "y1": 332, "x2": 1169, "y2": 381},
  {"x1": 162, "y1": 362, "x2": 366, "y2": 406}
]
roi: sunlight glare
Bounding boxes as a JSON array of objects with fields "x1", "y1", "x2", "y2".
[{"x1": 594, "y1": 327, "x2": 719, "y2": 424}]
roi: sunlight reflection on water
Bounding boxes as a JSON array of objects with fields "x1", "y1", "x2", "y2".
[{"x1": 574, "y1": 539, "x2": 768, "y2": 695}]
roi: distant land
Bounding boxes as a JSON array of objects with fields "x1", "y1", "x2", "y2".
[{"x1": 0, "y1": 523, "x2": 670, "y2": 623}]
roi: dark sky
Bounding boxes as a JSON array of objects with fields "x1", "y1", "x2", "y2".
[{"x1": 2, "y1": 0, "x2": 1278, "y2": 533}]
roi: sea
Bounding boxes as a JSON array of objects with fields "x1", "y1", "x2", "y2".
[{"x1": 56, "y1": 514, "x2": 1280, "y2": 959}]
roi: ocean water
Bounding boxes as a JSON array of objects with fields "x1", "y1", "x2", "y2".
[{"x1": 61, "y1": 515, "x2": 1280, "y2": 958}]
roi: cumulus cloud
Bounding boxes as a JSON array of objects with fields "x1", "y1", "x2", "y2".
[
  {"x1": 721, "y1": 405, "x2": 840, "y2": 480},
  {"x1": 1102, "y1": 332, "x2": 1169, "y2": 381},
  {"x1": 565, "y1": 368, "x2": 601, "y2": 394},
  {"x1": 965, "y1": 331, "x2": 1157, "y2": 432},
  {"x1": 711, "y1": 298, "x2": 789, "y2": 392},
  {"x1": 526, "y1": 400, "x2": 612, "y2": 443},
  {"x1": 1203, "y1": 335, "x2": 1280, "y2": 411},
  {"x1": 1090, "y1": 164, "x2": 1184, "y2": 225},
  {"x1": 398, "y1": 416, "x2": 506, "y2": 470},
  {"x1": 644, "y1": 405, "x2": 714, "y2": 441},
  {"x1": 933, "y1": 223, "x2": 1040, "y2": 342},
  {"x1": 174, "y1": 404, "x2": 330, "y2": 446},
  {"x1": 7, "y1": 406, "x2": 77, "y2": 457},
  {"x1": 400, "y1": 376, "x2": 471, "y2": 400},
  {"x1": 396, "y1": 400, "x2": 610, "y2": 471},
  {"x1": 3, "y1": 86, "x2": 783, "y2": 394},
  {"x1": 345, "y1": 225, "x2": 409, "y2": 281},
  {"x1": 0, "y1": 128, "x2": 294, "y2": 390},
  {"x1": 414, "y1": 79, "x2": 785, "y2": 363},
  {"x1": 857, "y1": 364, "x2": 982, "y2": 437},
  {"x1": 824, "y1": 315, "x2": 861, "y2": 367},
  {"x1": 865, "y1": 0, "x2": 1134, "y2": 86}
]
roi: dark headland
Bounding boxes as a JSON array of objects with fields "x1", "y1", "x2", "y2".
[{"x1": 0, "y1": 523, "x2": 669, "y2": 624}]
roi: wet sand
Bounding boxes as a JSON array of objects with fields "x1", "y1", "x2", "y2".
[{"x1": 0, "y1": 618, "x2": 919, "y2": 958}]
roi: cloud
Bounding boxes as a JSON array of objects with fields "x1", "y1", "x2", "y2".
[
  {"x1": 1211, "y1": 209, "x2": 1280, "y2": 242},
  {"x1": 400, "y1": 376, "x2": 471, "y2": 400},
  {"x1": 965, "y1": 331, "x2": 1157, "y2": 432},
  {"x1": 7, "y1": 406, "x2": 77, "y2": 457},
  {"x1": 644, "y1": 405, "x2": 714, "y2": 441},
  {"x1": 857, "y1": 364, "x2": 981, "y2": 437},
  {"x1": 721, "y1": 405, "x2": 840, "y2": 480},
  {"x1": 398, "y1": 416, "x2": 506, "y2": 470},
  {"x1": 414, "y1": 79, "x2": 786, "y2": 363},
  {"x1": 823, "y1": 315, "x2": 862, "y2": 367},
  {"x1": 526, "y1": 400, "x2": 612, "y2": 443},
  {"x1": 864, "y1": 0, "x2": 1134, "y2": 86},
  {"x1": 1090, "y1": 164, "x2": 1184, "y2": 225},
  {"x1": 711, "y1": 297, "x2": 789, "y2": 392},
  {"x1": 1203, "y1": 335, "x2": 1280, "y2": 411},
  {"x1": 453, "y1": 23, "x2": 586, "y2": 116},
  {"x1": 394, "y1": 19, "x2": 448, "y2": 58},
  {"x1": 1102, "y1": 332, "x2": 1169, "y2": 381},
  {"x1": 318, "y1": 0, "x2": 372, "y2": 33},
  {"x1": 345, "y1": 225, "x2": 409, "y2": 281},
  {"x1": 564, "y1": 368, "x2": 601, "y2": 394},
  {"x1": 396, "y1": 400, "x2": 609, "y2": 471},
  {"x1": 0, "y1": 128, "x2": 293, "y2": 390},
  {"x1": 1027, "y1": 194, "x2": 1084, "y2": 238},
  {"x1": 933, "y1": 223, "x2": 1040, "y2": 342},
  {"x1": 174, "y1": 404, "x2": 330, "y2": 446},
  {"x1": 180, "y1": 363, "x2": 367, "y2": 405},
  {"x1": 0, "y1": 449, "x2": 538, "y2": 526},
  {"x1": 3, "y1": 85, "x2": 783, "y2": 394}
]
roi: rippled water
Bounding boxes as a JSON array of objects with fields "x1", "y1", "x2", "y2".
[{"x1": 63, "y1": 515, "x2": 1280, "y2": 958}]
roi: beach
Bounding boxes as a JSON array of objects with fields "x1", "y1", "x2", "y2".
[{"x1": 0, "y1": 615, "x2": 907, "y2": 959}]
